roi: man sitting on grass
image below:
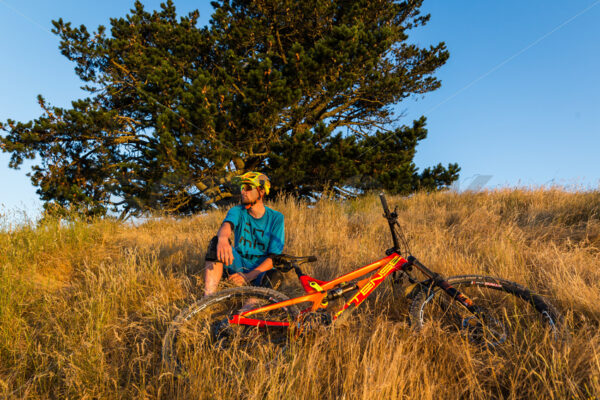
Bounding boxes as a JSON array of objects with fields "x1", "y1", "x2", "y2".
[{"x1": 203, "y1": 172, "x2": 284, "y2": 296}]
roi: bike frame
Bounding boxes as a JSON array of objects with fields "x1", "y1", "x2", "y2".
[{"x1": 229, "y1": 252, "x2": 408, "y2": 328}]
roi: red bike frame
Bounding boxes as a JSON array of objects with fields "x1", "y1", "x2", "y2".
[{"x1": 228, "y1": 252, "x2": 408, "y2": 328}]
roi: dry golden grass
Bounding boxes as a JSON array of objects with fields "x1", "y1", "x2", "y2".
[{"x1": 1, "y1": 189, "x2": 599, "y2": 399}]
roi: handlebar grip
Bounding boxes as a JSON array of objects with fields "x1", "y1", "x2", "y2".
[
  {"x1": 379, "y1": 193, "x2": 391, "y2": 216},
  {"x1": 308, "y1": 256, "x2": 317, "y2": 262}
]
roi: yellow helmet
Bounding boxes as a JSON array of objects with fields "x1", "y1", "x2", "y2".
[{"x1": 237, "y1": 171, "x2": 271, "y2": 195}]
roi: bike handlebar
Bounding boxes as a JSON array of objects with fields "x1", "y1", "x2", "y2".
[
  {"x1": 379, "y1": 193, "x2": 391, "y2": 217},
  {"x1": 271, "y1": 254, "x2": 317, "y2": 272},
  {"x1": 379, "y1": 193, "x2": 401, "y2": 251}
]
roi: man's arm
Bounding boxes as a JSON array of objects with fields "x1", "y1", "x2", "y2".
[
  {"x1": 216, "y1": 221, "x2": 234, "y2": 266},
  {"x1": 242, "y1": 257, "x2": 274, "y2": 282}
]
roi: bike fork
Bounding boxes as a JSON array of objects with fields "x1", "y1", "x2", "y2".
[{"x1": 408, "y1": 256, "x2": 480, "y2": 314}]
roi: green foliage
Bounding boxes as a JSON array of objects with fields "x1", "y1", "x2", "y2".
[{"x1": 1, "y1": 0, "x2": 458, "y2": 218}]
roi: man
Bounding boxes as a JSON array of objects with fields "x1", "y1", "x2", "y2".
[{"x1": 203, "y1": 172, "x2": 284, "y2": 296}]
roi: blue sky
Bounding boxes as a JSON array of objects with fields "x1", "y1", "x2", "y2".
[{"x1": 1, "y1": 0, "x2": 599, "y2": 216}]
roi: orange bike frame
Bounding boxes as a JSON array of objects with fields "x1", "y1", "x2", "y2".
[{"x1": 228, "y1": 253, "x2": 408, "y2": 328}]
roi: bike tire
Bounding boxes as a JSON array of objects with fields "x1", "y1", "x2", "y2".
[
  {"x1": 409, "y1": 275, "x2": 565, "y2": 347},
  {"x1": 162, "y1": 286, "x2": 299, "y2": 372}
]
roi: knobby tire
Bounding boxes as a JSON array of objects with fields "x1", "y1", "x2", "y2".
[
  {"x1": 162, "y1": 286, "x2": 299, "y2": 373},
  {"x1": 409, "y1": 275, "x2": 565, "y2": 347}
]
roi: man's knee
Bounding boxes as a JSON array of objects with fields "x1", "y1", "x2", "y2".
[
  {"x1": 205, "y1": 260, "x2": 223, "y2": 271},
  {"x1": 203, "y1": 260, "x2": 225, "y2": 296}
]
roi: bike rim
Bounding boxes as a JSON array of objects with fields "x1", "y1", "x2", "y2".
[{"x1": 417, "y1": 280, "x2": 560, "y2": 348}]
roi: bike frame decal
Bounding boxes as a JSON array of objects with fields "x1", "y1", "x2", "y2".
[
  {"x1": 437, "y1": 280, "x2": 475, "y2": 308},
  {"x1": 333, "y1": 255, "x2": 404, "y2": 320},
  {"x1": 300, "y1": 275, "x2": 328, "y2": 293},
  {"x1": 472, "y1": 281, "x2": 502, "y2": 288}
]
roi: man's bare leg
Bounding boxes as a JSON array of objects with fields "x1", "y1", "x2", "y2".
[
  {"x1": 204, "y1": 260, "x2": 224, "y2": 296},
  {"x1": 205, "y1": 262, "x2": 260, "y2": 313}
]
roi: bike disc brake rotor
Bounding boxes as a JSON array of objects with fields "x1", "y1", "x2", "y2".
[
  {"x1": 210, "y1": 317, "x2": 237, "y2": 348},
  {"x1": 461, "y1": 311, "x2": 507, "y2": 347}
]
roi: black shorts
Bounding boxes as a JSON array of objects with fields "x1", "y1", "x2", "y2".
[{"x1": 205, "y1": 236, "x2": 226, "y2": 262}]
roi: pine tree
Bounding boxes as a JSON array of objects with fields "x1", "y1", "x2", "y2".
[{"x1": 0, "y1": 0, "x2": 458, "y2": 218}]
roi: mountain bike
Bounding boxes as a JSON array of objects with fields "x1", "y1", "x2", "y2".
[{"x1": 162, "y1": 194, "x2": 564, "y2": 371}]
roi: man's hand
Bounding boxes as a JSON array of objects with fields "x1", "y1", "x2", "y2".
[
  {"x1": 228, "y1": 272, "x2": 248, "y2": 286},
  {"x1": 216, "y1": 237, "x2": 234, "y2": 266}
]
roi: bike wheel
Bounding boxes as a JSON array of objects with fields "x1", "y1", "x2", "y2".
[
  {"x1": 409, "y1": 275, "x2": 565, "y2": 347},
  {"x1": 162, "y1": 286, "x2": 299, "y2": 372}
]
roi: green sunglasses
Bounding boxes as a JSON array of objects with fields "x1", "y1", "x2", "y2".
[{"x1": 240, "y1": 184, "x2": 257, "y2": 192}]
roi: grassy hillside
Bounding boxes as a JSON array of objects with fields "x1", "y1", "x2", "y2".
[{"x1": 1, "y1": 190, "x2": 599, "y2": 399}]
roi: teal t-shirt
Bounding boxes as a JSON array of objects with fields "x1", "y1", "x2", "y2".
[{"x1": 224, "y1": 205, "x2": 285, "y2": 266}]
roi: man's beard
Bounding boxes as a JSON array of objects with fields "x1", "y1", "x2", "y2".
[
  {"x1": 241, "y1": 196, "x2": 257, "y2": 206},
  {"x1": 241, "y1": 193, "x2": 261, "y2": 207}
]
